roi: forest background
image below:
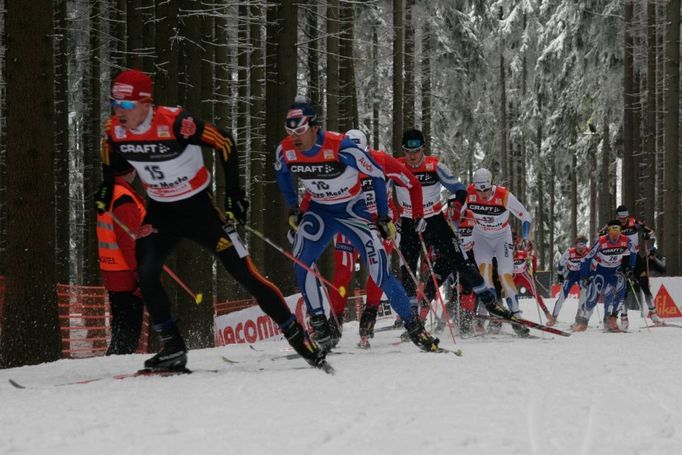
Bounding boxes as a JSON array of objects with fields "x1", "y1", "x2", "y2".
[{"x1": 0, "y1": 0, "x2": 680, "y2": 367}]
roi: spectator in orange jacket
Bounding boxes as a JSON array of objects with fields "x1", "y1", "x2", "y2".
[{"x1": 96, "y1": 169, "x2": 146, "y2": 355}]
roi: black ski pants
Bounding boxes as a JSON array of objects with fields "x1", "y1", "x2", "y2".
[
  {"x1": 398, "y1": 214, "x2": 486, "y2": 302},
  {"x1": 136, "y1": 190, "x2": 292, "y2": 329}
]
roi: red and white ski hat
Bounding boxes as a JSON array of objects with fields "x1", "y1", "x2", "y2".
[{"x1": 111, "y1": 69, "x2": 153, "y2": 101}]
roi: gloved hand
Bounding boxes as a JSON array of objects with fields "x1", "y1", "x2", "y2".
[
  {"x1": 288, "y1": 207, "x2": 302, "y2": 231},
  {"x1": 581, "y1": 276, "x2": 592, "y2": 288},
  {"x1": 95, "y1": 182, "x2": 113, "y2": 215},
  {"x1": 376, "y1": 215, "x2": 396, "y2": 241},
  {"x1": 624, "y1": 267, "x2": 635, "y2": 281},
  {"x1": 414, "y1": 217, "x2": 427, "y2": 233},
  {"x1": 225, "y1": 189, "x2": 249, "y2": 225},
  {"x1": 556, "y1": 274, "x2": 565, "y2": 285}
]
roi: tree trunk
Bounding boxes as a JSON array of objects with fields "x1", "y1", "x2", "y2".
[
  {"x1": 392, "y1": 0, "x2": 404, "y2": 156},
  {"x1": 402, "y1": 0, "x2": 414, "y2": 128},
  {"x1": 84, "y1": 0, "x2": 102, "y2": 285},
  {"x1": 421, "y1": 24, "x2": 431, "y2": 149},
  {"x1": 622, "y1": 0, "x2": 635, "y2": 210},
  {"x1": 249, "y1": 1, "x2": 266, "y2": 269},
  {"x1": 264, "y1": 0, "x2": 298, "y2": 293},
  {"x1": 326, "y1": 0, "x2": 339, "y2": 132},
  {"x1": 599, "y1": 120, "x2": 612, "y2": 228},
  {"x1": 127, "y1": 0, "x2": 144, "y2": 69},
  {"x1": 536, "y1": 91, "x2": 545, "y2": 268},
  {"x1": 155, "y1": 0, "x2": 180, "y2": 106},
  {"x1": 655, "y1": 1, "x2": 665, "y2": 237},
  {"x1": 339, "y1": 1, "x2": 356, "y2": 131},
  {"x1": 644, "y1": 0, "x2": 657, "y2": 227},
  {"x1": 498, "y1": 7, "x2": 508, "y2": 184},
  {"x1": 0, "y1": 0, "x2": 59, "y2": 367},
  {"x1": 111, "y1": 0, "x2": 126, "y2": 70},
  {"x1": 306, "y1": 5, "x2": 320, "y2": 110},
  {"x1": 174, "y1": 2, "x2": 214, "y2": 348},
  {"x1": 663, "y1": 0, "x2": 680, "y2": 274},
  {"x1": 54, "y1": 0, "x2": 70, "y2": 283},
  {"x1": 371, "y1": 22, "x2": 380, "y2": 149}
]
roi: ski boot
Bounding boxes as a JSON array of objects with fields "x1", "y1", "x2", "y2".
[
  {"x1": 328, "y1": 314, "x2": 344, "y2": 349},
  {"x1": 620, "y1": 314, "x2": 629, "y2": 331},
  {"x1": 545, "y1": 315, "x2": 557, "y2": 327},
  {"x1": 281, "y1": 318, "x2": 326, "y2": 367},
  {"x1": 404, "y1": 318, "x2": 440, "y2": 352},
  {"x1": 648, "y1": 308, "x2": 663, "y2": 325},
  {"x1": 144, "y1": 323, "x2": 188, "y2": 371},
  {"x1": 572, "y1": 317, "x2": 589, "y2": 332},
  {"x1": 479, "y1": 290, "x2": 513, "y2": 319},
  {"x1": 606, "y1": 315, "x2": 623, "y2": 333},
  {"x1": 511, "y1": 311, "x2": 531, "y2": 337},
  {"x1": 357, "y1": 335, "x2": 371, "y2": 350},
  {"x1": 309, "y1": 313, "x2": 333, "y2": 353},
  {"x1": 359, "y1": 307, "x2": 378, "y2": 339}
]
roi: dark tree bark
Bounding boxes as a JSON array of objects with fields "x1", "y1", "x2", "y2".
[
  {"x1": 421, "y1": 24, "x2": 431, "y2": 149},
  {"x1": 371, "y1": 21, "x2": 380, "y2": 149},
  {"x1": 54, "y1": 0, "x2": 70, "y2": 283},
  {"x1": 249, "y1": 1, "x2": 266, "y2": 269},
  {"x1": 174, "y1": 2, "x2": 214, "y2": 348},
  {"x1": 155, "y1": 0, "x2": 180, "y2": 106},
  {"x1": 84, "y1": 0, "x2": 103, "y2": 286},
  {"x1": 306, "y1": 5, "x2": 321, "y2": 110},
  {"x1": 339, "y1": 1, "x2": 357, "y2": 131},
  {"x1": 326, "y1": 0, "x2": 340, "y2": 131},
  {"x1": 622, "y1": 0, "x2": 636, "y2": 210},
  {"x1": 599, "y1": 120, "x2": 612, "y2": 228},
  {"x1": 402, "y1": 0, "x2": 414, "y2": 128},
  {"x1": 0, "y1": 0, "x2": 59, "y2": 367},
  {"x1": 498, "y1": 7, "x2": 508, "y2": 184},
  {"x1": 392, "y1": 0, "x2": 404, "y2": 156},
  {"x1": 264, "y1": 0, "x2": 298, "y2": 292},
  {"x1": 663, "y1": 0, "x2": 680, "y2": 274},
  {"x1": 643, "y1": 0, "x2": 657, "y2": 227}
]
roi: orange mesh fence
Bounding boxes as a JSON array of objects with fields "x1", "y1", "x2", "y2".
[{"x1": 57, "y1": 283, "x2": 150, "y2": 358}]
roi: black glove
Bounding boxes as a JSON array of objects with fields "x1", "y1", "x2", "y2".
[
  {"x1": 95, "y1": 182, "x2": 113, "y2": 215},
  {"x1": 624, "y1": 267, "x2": 635, "y2": 281},
  {"x1": 556, "y1": 274, "x2": 565, "y2": 285},
  {"x1": 376, "y1": 215, "x2": 396, "y2": 241},
  {"x1": 288, "y1": 207, "x2": 302, "y2": 231},
  {"x1": 225, "y1": 189, "x2": 249, "y2": 225}
]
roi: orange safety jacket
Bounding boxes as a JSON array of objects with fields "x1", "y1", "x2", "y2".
[{"x1": 97, "y1": 183, "x2": 146, "y2": 272}]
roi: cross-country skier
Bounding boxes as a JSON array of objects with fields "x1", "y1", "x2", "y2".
[
  {"x1": 97, "y1": 69, "x2": 327, "y2": 371},
  {"x1": 598, "y1": 205, "x2": 661, "y2": 326},
  {"x1": 274, "y1": 97, "x2": 440, "y2": 353},
  {"x1": 464, "y1": 168, "x2": 532, "y2": 336},
  {"x1": 548, "y1": 236, "x2": 590, "y2": 327},
  {"x1": 320, "y1": 129, "x2": 424, "y2": 349},
  {"x1": 393, "y1": 130, "x2": 513, "y2": 327},
  {"x1": 574, "y1": 220, "x2": 637, "y2": 332}
]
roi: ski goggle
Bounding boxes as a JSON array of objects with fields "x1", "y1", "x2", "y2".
[
  {"x1": 285, "y1": 116, "x2": 312, "y2": 136},
  {"x1": 402, "y1": 139, "x2": 423, "y2": 152},
  {"x1": 474, "y1": 183, "x2": 492, "y2": 192},
  {"x1": 111, "y1": 99, "x2": 138, "y2": 110}
]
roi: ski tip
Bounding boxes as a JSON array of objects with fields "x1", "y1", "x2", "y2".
[
  {"x1": 8, "y1": 379, "x2": 26, "y2": 389},
  {"x1": 221, "y1": 355, "x2": 240, "y2": 364}
]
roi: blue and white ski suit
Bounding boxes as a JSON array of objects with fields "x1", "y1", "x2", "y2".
[
  {"x1": 579, "y1": 234, "x2": 637, "y2": 320},
  {"x1": 275, "y1": 130, "x2": 414, "y2": 321}
]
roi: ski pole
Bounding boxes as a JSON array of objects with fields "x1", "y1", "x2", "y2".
[
  {"x1": 627, "y1": 277, "x2": 650, "y2": 332},
  {"x1": 244, "y1": 224, "x2": 347, "y2": 298},
  {"x1": 108, "y1": 212, "x2": 204, "y2": 304},
  {"x1": 417, "y1": 232, "x2": 458, "y2": 344}
]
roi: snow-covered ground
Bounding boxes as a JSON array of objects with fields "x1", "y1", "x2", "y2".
[{"x1": 2, "y1": 297, "x2": 682, "y2": 455}]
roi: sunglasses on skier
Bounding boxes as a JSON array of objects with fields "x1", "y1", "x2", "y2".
[
  {"x1": 111, "y1": 99, "x2": 139, "y2": 110},
  {"x1": 285, "y1": 116, "x2": 312, "y2": 136}
]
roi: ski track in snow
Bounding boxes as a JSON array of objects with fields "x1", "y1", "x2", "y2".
[{"x1": 2, "y1": 298, "x2": 682, "y2": 455}]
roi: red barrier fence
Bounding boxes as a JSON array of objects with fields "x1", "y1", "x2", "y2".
[{"x1": 56, "y1": 284, "x2": 150, "y2": 358}]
